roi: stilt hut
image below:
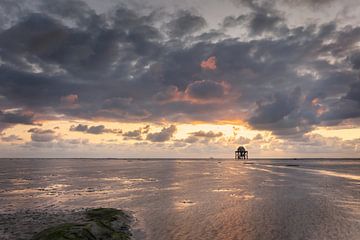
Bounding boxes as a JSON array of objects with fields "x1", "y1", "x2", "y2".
[{"x1": 235, "y1": 146, "x2": 248, "y2": 159}]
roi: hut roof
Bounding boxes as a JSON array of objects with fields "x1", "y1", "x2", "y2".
[{"x1": 237, "y1": 146, "x2": 246, "y2": 151}]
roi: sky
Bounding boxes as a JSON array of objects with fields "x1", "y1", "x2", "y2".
[{"x1": 0, "y1": 0, "x2": 359, "y2": 158}]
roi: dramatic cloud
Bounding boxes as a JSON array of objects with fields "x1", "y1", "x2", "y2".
[
  {"x1": 349, "y1": 52, "x2": 360, "y2": 70},
  {"x1": 185, "y1": 80, "x2": 227, "y2": 100},
  {"x1": 0, "y1": 110, "x2": 35, "y2": 125},
  {"x1": 0, "y1": 109, "x2": 36, "y2": 132},
  {"x1": 0, "y1": 0, "x2": 359, "y2": 156}
]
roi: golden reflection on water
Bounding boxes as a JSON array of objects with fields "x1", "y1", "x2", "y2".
[{"x1": 1, "y1": 159, "x2": 360, "y2": 240}]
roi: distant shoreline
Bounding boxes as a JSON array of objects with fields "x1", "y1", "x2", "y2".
[{"x1": 1, "y1": 158, "x2": 360, "y2": 160}]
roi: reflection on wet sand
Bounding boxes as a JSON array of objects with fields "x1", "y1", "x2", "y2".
[{"x1": 0, "y1": 158, "x2": 359, "y2": 240}]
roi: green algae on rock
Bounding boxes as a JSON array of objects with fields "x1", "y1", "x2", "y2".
[{"x1": 31, "y1": 208, "x2": 132, "y2": 240}]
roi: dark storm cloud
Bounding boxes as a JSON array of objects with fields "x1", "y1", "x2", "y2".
[
  {"x1": 250, "y1": 88, "x2": 302, "y2": 126},
  {"x1": 165, "y1": 10, "x2": 207, "y2": 38},
  {"x1": 146, "y1": 125, "x2": 176, "y2": 142},
  {"x1": 345, "y1": 83, "x2": 360, "y2": 103},
  {"x1": 0, "y1": 13, "x2": 120, "y2": 79},
  {"x1": 349, "y1": 52, "x2": 360, "y2": 70},
  {"x1": 248, "y1": 87, "x2": 320, "y2": 135},
  {"x1": 39, "y1": 0, "x2": 97, "y2": 27},
  {"x1": 0, "y1": 66, "x2": 76, "y2": 109},
  {"x1": 0, "y1": 109, "x2": 37, "y2": 132},
  {"x1": 0, "y1": 0, "x2": 29, "y2": 29},
  {"x1": 225, "y1": 0, "x2": 287, "y2": 36},
  {"x1": 0, "y1": 0, "x2": 359, "y2": 139},
  {"x1": 248, "y1": 11, "x2": 284, "y2": 36},
  {"x1": 0, "y1": 110, "x2": 35, "y2": 125},
  {"x1": 186, "y1": 80, "x2": 226, "y2": 99}
]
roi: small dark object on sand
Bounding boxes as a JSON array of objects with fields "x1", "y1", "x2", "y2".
[
  {"x1": 285, "y1": 164, "x2": 300, "y2": 167},
  {"x1": 31, "y1": 208, "x2": 132, "y2": 240}
]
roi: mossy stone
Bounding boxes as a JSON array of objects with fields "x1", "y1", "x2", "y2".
[{"x1": 31, "y1": 208, "x2": 131, "y2": 240}]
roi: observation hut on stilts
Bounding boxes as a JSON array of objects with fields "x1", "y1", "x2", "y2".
[{"x1": 235, "y1": 146, "x2": 248, "y2": 159}]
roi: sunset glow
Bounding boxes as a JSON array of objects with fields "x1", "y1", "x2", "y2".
[{"x1": 0, "y1": 0, "x2": 359, "y2": 158}]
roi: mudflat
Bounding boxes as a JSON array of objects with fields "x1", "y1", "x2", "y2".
[{"x1": 0, "y1": 158, "x2": 359, "y2": 240}]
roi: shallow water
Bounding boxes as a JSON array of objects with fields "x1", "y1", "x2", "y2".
[{"x1": 0, "y1": 158, "x2": 359, "y2": 240}]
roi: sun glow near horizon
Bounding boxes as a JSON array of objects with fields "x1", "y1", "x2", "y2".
[{"x1": 0, "y1": 0, "x2": 360, "y2": 158}]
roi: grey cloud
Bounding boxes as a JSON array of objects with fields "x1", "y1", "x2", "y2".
[
  {"x1": 183, "y1": 136, "x2": 198, "y2": 143},
  {"x1": 146, "y1": 125, "x2": 176, "y2": 142},
  {"x1": 69, "y1": 124, "x2": 121, "y2": 134},
  {"x1": 190, "y1": 131, "x2": 223, "y2": 138},
  {"x1": 222, "y1": 15, "x2": 246, "y2": 28},
  {"x1": 28, "y1": 128, "x2": 57, "y2": 142},
  {"x1": 282, "y1": 0, "x2": 335, "y2": 7},
  {"x1": 321, "y1": 99, "x2": 360, "y2": 121},
  {"x1": 0, "y1": 0, "x2": 28, "y2": 29},
  {"x1": 39, "y1": 0, "x2": 98, "y2": 28},
  {"x1": 0, "y1": 110, "x2": 35, "y2": 125},
  {"x1": 70, "y1": 124, "x2": 88, "y2": 132},
  {"x1": 0, "y1": 1, "x2": 359, "y2": 140},
  {"x1": 0, "y1": 109, "x2": 36, "y2": 132},
  {"x1": 228, "y1": 0, "x2": 287, "y2": 36},
  {"x1": 186, "y1": 80, "x2": 226, "y2": 99},
  {"x1": 345, "y1": 82, "x2": 360, "y2": 103},
  {"x1": 1, "y1": 134, "x2": 22, "y2": 142},
  {"x1": 87, "y1": 125, "x2": 106, "y2": 134},
  {"x1": 349, "y1": 52, "x2": 360, "y2": 69},
  {"x1": 248, "y1": 11, "x2": 284, "y2": 35},
  {"x1": 250, "y1": 88, "x2": 302, "y2": 125},
  {"x1": 166, "y1": 10, "x2": 207, "y2": 38},
  {"x1": 121, "y1": 125, "x2": 150, "y2": 140},
  {"x1": 248, "y1": 87, "x2": 319, "y2": 136},
  {"x1": 179, "y1": 130, "x2": 223, "y2": 144},
  {"x1": 123, "y1": 129, "x2": 142, "y2": 140},
  {"x1": 233, "y1": 0, "x2": 335, "y2": 8}
]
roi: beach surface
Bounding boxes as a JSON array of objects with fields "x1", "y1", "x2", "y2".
[{"x1": 0, "y1": 158, "x2": 359, "y2": 240}]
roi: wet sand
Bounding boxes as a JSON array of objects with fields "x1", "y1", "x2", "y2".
[{"x1": 0, "y1": 158, "x2": 359, "y2": 240}]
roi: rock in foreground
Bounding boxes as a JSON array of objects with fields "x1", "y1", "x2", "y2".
[{"x1": 31, "y1": 208, "x2": 132, "y2": 240}]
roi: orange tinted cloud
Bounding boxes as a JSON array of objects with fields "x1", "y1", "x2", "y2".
[
  {"x1": 200, "y1": 56, "x2": 217, "y2": 70},
  {"x1": 61, "y1": 94, "x2": 78, "y2": 105}
]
